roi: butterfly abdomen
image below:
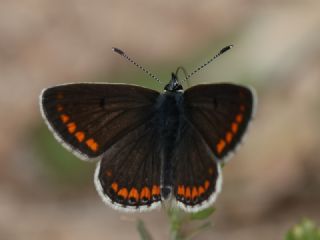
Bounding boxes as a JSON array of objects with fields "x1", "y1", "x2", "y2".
[{"x1": 156, "y1": 92, "x2": 184, "y2": 199}]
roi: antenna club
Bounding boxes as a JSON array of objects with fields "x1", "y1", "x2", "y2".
[
  {"x1": 112, "y1": 47, "x2": 125, "y2": 55},
  {"x1": 220, "y1": 44, "x2": 233, "y2": 54}
]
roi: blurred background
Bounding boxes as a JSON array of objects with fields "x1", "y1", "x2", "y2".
[{"x1": 1, "y1": 0, "x2": 320, "y2": 239}]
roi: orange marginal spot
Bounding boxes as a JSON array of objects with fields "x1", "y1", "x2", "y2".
[
  {"x1": 57, "y1": 93, "x2": 64, "y2": 99},
  {"x1": 67, "y1": 122, "x2": 76, "y2": 133},
  {"x1": 191, "y1": 186, "x2": 198, "y2": 199},
  {"x1": 118, "y1": 188, "x2": 128, "y2": 199},
  {"x1": 152, "y1": 185, "x2": 160, "y2": 195},
  {"x1": 111, "y1": 182, "x2": 118, "y2": 193},
  {"x1": 198, "y1": 186, "x2": 205, "y2": 196},
  {"x1": 140, "y1": 187, "x2": 151, "y2": 200},
  {"x1": 75, "y1": 131, "x2": 85, "y2": 142},
  {"x1": 204, "y1": 180, "x2": 210, "y2": 190},
  {"x1": 56, "y1": 104, "x2": 63, "y2": 112},
  {"x1": 106, "y1": 170, "x2": 112, "y2": 177},
  {"x1": 236, "y1": 114, "x2": 243, "y2": 123},
  {"x1": 226, "y1": 131, "x2": 233, "y2": 143},
  {"x1": 231, "y1": 122, "x2": 238, "y2": 134},
  {"x1": 60, "y1": 114, "x2": 69, "y2": 123},
  {"x1": 129, "y1": 188, "x2": 139, "y2": 201},
  {"x1": 240, "y1": 105, "x2": 245, "y2": 112},
  {"x1": 216, "y1": 139, "x2": 226, "y2": 154},
  {"x1": 75, "y1": 132, "x2": 85, "y2": 142},
  {"x1": 185, "y1": 187, "x2": 191, "y2": 199},
  {"x1": 86, "y1": 138, "x2": 99, "y2": 152},
  {"x1": 177, "y1": 185, "x2": 185, "y2": 196}
]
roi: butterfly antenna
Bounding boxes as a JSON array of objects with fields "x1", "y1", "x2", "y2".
[
  {"x1": 182, "y1": 45, "x2": 233, "y2": 82},
  {"x1": 112, "y1": 47, "x2": 162, "y2": 84}
]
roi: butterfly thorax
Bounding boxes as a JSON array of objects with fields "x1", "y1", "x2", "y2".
[{"x1": 156, "y1": 90, "x2": 184, "y2": 199}]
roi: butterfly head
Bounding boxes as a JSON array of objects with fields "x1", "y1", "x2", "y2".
[{"x1": 164, "y1": 73, "x2": 183, "y2": 92}]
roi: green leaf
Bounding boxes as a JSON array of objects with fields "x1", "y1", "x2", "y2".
[
  {"x1": 137, "y1": 219, "x2": 153, "y2": 240},
  {"x1": 285, "y1": 219, "x2": 320, "y2": 240},
  {"x1": 167, "y1": 208, "x2": 186, "y2": 240},
  {"x1": 189, "y1": 207, "x2": 215, "y2": 220}
]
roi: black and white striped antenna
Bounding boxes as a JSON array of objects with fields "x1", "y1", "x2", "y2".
[
  {"x1": 112, "y1": 47, "x2": 162, "y2": 84},
  {"x1": 182, "y1": 45, "x2": 233, "y2": 83}
]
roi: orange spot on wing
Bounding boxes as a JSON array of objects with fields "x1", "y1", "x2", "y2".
[
  {"x1": 129, "y1": 188, "x2": 139, "y2": 201},
  {"x1": 198, "y1": 186, "x2": 205, "y2": 196},
  {"x1": 185, "y1": 187, "x2": 191, "y2": 199},
  {"x1": 140, "y1": 187, "x2": 151, "y2": 200},
  {"x1": 60, "y1": 114, "x2": 69, "y2": 123},
  {"x1": 204, "y1": 180, "x2": 210, "y2": 190},
  {"x1": 86, "y1": 138, "x2": 98, "y2": 152},
  {"x1": 118, "y1": 188, "x2": 128, "y2": 199},
  {"x1": 57, "y1": 93, "x2": 64, "y2": 99},
  {"x1": 216, "y1": 139, "x2": 226, "y2": 154},
  {"x1": 106, "y1": 170, "x2": 112, "y2": 177},
  {"x1": 152, "y1": 185, "x2": 160, "y2": 195},
  {"x1": 231, "y1": 122, "x2": 238, "y2": 134},
  {"x1": 111, "y1": 182, "x2": 118, "y2": 192},
  {"x1": 67, "y1": 122, "x2": 76, "y2": 133},
  {"x1": 226, "y1": 131, "x2": 233, "y2": 143},
  {"x1": 56, "y1": 104, "x2": 63, "y2": 112},
  {"x1": 192, "y1": 186, "x2": 198, "y2": 199},
  {"x1": 236, "y1": 114, "x2": 243, "y2": 123},
  {"x1": 177, "y1": 185, "x2": 185, "y2": 196},
  {"x1": 75, "y1": 131, "x2": 85, "y2": 142}
]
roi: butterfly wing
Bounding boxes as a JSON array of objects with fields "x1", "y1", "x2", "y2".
[
  {"x1": 172, "y1": 118, "x2": 222, "y2": 212},
  {"x1": 172, "y1": 83, "x2": 255, "y2": 211},
  {"x1": 40, "y1": 83, "x2": 160, "y2": 159},
  {"x1": 183, "y1": 83, "x2": 255, "y2": 161},
  {"x1": 95, "y1": 116, "x2": 163, "y2": 211}
]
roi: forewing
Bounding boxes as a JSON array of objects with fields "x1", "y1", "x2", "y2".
[
  {"x1": 95, "y1": 116, "x2": 162, "y2": 212},
  {"x1": 40, "y1": 83, "x2": 160, "y2": 159},
  {"x1": 184, "y1": 83, "x2": 255, "y2": 161},
  {"x1": 172, "y1": 119, "x2": 222, "y2": 212}
]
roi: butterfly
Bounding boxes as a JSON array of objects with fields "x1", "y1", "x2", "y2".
[{"x1": 39, "y1": 45, "x2": 256, "y2": 212}]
